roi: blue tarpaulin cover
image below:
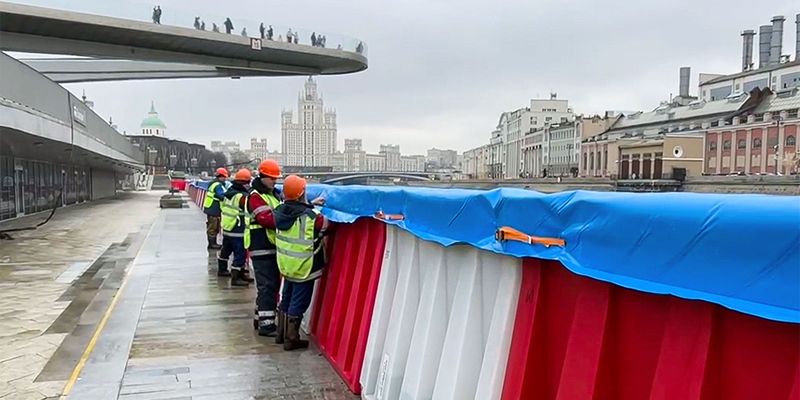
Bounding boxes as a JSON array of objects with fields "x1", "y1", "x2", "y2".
[{"x1": 194, "y1": 181, "x2": 800, "y2": 323}]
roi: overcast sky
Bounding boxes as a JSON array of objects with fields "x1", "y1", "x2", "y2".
[{"x1": 15, "y1": 0, "x2": 800, "y2": 154}]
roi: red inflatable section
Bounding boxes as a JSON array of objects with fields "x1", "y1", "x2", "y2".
[
  {"x1": 502, "y1": 259, "x2": 800, "y2": 400},
  {"x1": 310, "y1": 218, "x2": 387, "y2": 394}
]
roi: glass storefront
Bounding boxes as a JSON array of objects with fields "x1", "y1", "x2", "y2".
[{"x1": 0, "y1": 155, "x2": 91, "y2": 221}]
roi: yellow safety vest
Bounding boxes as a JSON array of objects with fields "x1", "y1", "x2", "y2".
[
  {"x1": 221, "y1": 192, "x2": 246, "y2": 236},
  {"x1": 276, "y1": 209, "x2": 320, "y2": 281},
  {"x1": 203, "y1": 181, "x2": 221, "y2": 210},
  {"x1": 244, "y1": 190, "x2": 282, "y2": 253}
]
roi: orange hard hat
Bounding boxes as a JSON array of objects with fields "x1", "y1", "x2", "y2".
[
  {"x1": 258, "y1": 159, "x2": 281, "y2": 179},
  {"x1": 282, "y1": 175, "x2": 307, "y2": 201},
  {"x1": 215, "y1": 167, "x2": 229, "y2": 178},
  {"x1": 233, "y1": 168, "x2": 252, "y2": 182}
]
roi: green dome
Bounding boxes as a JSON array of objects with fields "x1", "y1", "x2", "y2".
[{"x1": 140, "y1": 101, "x2": 167, "y2": 129}]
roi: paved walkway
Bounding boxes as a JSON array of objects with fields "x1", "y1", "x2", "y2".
[{"x1": 0, "y1": 192, "x2": 353, "y2": 399}]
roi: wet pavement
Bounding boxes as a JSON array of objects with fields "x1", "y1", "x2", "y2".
[{"x1": 0, "y1": 191, "x2": 354, "y2": 399}]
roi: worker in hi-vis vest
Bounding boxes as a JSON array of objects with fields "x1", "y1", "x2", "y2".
[
  {"x1": 273, "y1": 175, "x2": 329, "y2": 351},
  {"x1": 244, "y1": 159, "x2": 283, "y2": 337},
  {"x1": 202, "y1": 168, "x2": 229, "y2": 249},
  {"x1": 218, "y1": 169, "x2": 254, "y2": 287}
]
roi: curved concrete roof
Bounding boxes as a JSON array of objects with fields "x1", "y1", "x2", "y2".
[{"x1": 0, "y1": 1, "x2": 368, "y2": 77}]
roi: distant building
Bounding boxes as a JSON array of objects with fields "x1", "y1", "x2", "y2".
[
  {"x1": 379, "y1": 144, "x2": 401, "y2": 171},
  {"x1": 426, "y1": 148, "x2": 458, "y2": 169},
  {"x1": 704, "y1": 87, "x2": 799, "y2": 175},
  {"x1": 699, "y1": 14, "x2": 800, "y2": 101},
  {"x1": 470, "y1": 94, "x2": 574, "y2": 179},
  {"x1": 344, "y1": 138, "x2": 366, "y2": 171},
  {"x1": 248, "y1": 137, "x2": 268, "y2": 157},
  {"x1": 543, "y1": 121, "x2": 578, "y2": 176},
  {"x1": 401, "y1": 155, "x2": 426, "y2": 172},
  {"x1": 282, "y1": 77, "x2": 337, "y2": 167},
  {"x1": 365, "y1": 153, "x2": 385, "y2": 172},
  {"x1": 140, "y1": 101, "x2": 166, "y2": 137},
  {"x1": 210, "y1": 140, "x2": 241, "y2": 161},
  {"x1": 581, "y1": 88, "x2": 770, "y2": 179}
]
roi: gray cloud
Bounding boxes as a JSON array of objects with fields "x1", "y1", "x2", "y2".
[{"x1": 22, "y1": 0, "x2": 798, "y2": 154}]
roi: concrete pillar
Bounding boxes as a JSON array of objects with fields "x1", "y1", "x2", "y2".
[
  {"x1": 761, "y1": 130, "x2": 768, "y2": 173},
  {"x1": 745, "y1": 129, "x2": 752, "y2": 172}
]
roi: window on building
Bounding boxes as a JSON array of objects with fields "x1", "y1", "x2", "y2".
[
  {"x1": 603, "y1": 151, "x2": 608, "y2": 170},
  {"x1": 709, "y1": 141, "x2": 717, "y2": 151},
  {"x1": 787, "y1": 135, "x2": 796, "y2": 146},
  {"x1": 545, "y1": 117, "x2": 552, "y2": 122},
  {"x1": 737, "y1": 139, "x2": 746, "y2": 149},
  {"x1": 722, "y1": 140, "x2": 731, "y2": 150},
  {"x1": 583, "y1": 153, "x2": 587, "y2": 170},
  {"x1": 753, "y1": 137, "x2": 762, "y2": 148}
]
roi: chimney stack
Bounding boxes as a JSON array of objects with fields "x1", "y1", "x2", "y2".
[
  {"x1": 741, "y1": 30, "x2": 755, "y2": 71},
  {"x1": 759, "y1": 24, "x2": 772, "y2": 68},
  {"x1": 679, "y1": 67, "x2": 690, "y2": 98},
  {"x1": 794, "y1": 14, "x2": 800, "y2": 61},
  {"x1": 769, "y1": 15, "x2": 785, "y2": 65}
]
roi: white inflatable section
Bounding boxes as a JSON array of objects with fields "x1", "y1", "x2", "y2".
[{"x1": 360, "y1": 226, "x2": 522, "y2": 400}]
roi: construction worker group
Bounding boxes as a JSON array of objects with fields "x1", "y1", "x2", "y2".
[{"x1": 202, "y1": 160, "x2": 329, "y2": 351}]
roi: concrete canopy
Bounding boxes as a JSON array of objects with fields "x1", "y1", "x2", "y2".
[{"x1": 0, "y1": 1, "x2": 368, "y2": 80}]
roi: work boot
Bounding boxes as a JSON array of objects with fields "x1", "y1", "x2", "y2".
[
  {"x1": 217, "y1": 259, "x2": 231, "y2": 277},
  {"x1": 258, "y1": 320, "x2": 277, "y2": 337},
  {"x1": 230, "y1": 269, "x2": 249, "y2": 287},
  {"x1": 283, "y1": 315, "x2": 309, "y2": 351},
  {"x1": 207, "y1": 236, "x2": 221, "y2": 250},
  {"x1": 241, "y1": 268, "x2": 255, "y2": 283},
  {"x1": 275, "y1": 310, "x2": 285, "y2": 345}
]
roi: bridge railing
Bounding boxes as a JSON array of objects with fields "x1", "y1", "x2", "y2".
[{"x1": 16, "y1": 0, "x2": 368, "y2": 56}]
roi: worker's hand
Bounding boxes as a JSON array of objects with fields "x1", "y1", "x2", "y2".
[{"x1": 311, "y1": 197, "x2": 325, "y2": 206}]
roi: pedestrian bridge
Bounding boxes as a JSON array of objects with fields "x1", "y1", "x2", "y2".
[{"x1": 0, "y1": 1, "x2": 368, "y2": 82}]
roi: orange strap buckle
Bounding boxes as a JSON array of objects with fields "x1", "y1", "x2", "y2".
[
  {"x1": 495, "y1": 226, "x2": 566, "y2": 248},
  {"x1": 374, "y1": 211, "x2": 404, "y2": 221}
]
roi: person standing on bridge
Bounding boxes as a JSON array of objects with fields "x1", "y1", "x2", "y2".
[
  {"x1": 274, "y1": 175, "x2": 328, "y2": 350},
  {"x1": 203, "y1": 168, "x2": 228, "y2": 250},
  {"x1": 224, "y1": 18, "x2": 234, "y2": 34},
  {"x1": 218, "y1": 169, "x2": 253, "y2": 286},
  {"x1": 259, "y1": 23, "x2": 266, "y2": 39},
  {"x1": 194, "y1": 17, "x2": 200, "y2": 29},
  {"x1": 267, "y1": 25, "x2": 274, "y2": 40},
  {"x1": 245, "y1": 160, "x2": 283, "y2": 337}
]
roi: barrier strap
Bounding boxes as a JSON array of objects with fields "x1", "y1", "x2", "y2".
[{"x1": 495, "y1": 226, "x2": 565, "y2": 248}]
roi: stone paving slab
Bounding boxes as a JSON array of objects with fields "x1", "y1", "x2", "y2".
[
  {"x1": 0, "y1": 192, "x2": 163, "y2": 400},
  {"x1": 67, "y1": 200, "x2": 355, "y2": 399}
]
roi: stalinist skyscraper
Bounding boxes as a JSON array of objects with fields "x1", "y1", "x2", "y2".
[{"x1": 281, "y1": 77, "x2": 337, "y2": 167}]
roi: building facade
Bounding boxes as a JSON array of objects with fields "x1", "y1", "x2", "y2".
[
  {"x1": 344, "y1": 138, "x2": 367, "y2": 171},
  {"x1": 464, "y1": 94, "x2": 573, "y2": 179},
  {"x1": 426, "y1": 148, "x2": 458, "y2": 169},
  {"x1": 245, "y1": 137, "x2": 270, "y2": 162},
  {"x1": 140, "y1": 101, "x2": 166, "y2": 137},
  {"x1": 704, "y1": 88, "x2": 799, "y2": 175},
  {"x1": 544, "y1": 122, "x2": 578, "y2": 176},
  {"x1": 210, "y1": 140, "x2": 240, "y2": 157},
  {"x1": 281, "y1": 77, "x2": 337, "y2": 167}
]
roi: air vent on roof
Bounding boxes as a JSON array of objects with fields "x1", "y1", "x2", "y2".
[
  {"x1": 726, "y1": 91, "x2": 747, "y2": 102},
  {"x1": 689, "y1": 99, "x2": 705, "y2": 109}
]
